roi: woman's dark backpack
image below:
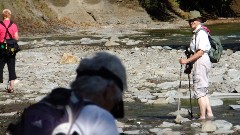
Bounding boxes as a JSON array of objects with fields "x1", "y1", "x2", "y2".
[
  {"x1": 0, "y1": 21, "x2": 20, "y2": 56},
  {"x1": 7, "y1": 88, "x2": 85, "y2": 135}
]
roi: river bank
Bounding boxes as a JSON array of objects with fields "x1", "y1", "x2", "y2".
[{"x1": 0, "y1": 21, "x2": 240, "y2": 134}]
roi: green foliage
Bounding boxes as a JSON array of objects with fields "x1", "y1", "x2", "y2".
[
  {"x1": 139, "y1": 0, "x2": 175, "y2": 21},
  {"x1": 177, "y1": 0, "x2": 235, "y2": 18},
  {"x1": 140, "y1": 0, "x2": 159, "y2": 10},
  {"x1": 169, "y1": 0, "x2": 179, "y2": 7},
  {"x1": 139, "y1": 0, "x2": 236, "y2": 20}
]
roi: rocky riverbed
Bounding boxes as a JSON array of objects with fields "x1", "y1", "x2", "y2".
[{"x1": 1, "y1": 27, "x2": 240, "y2": 134}]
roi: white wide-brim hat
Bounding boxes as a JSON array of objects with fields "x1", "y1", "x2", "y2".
[{"x1": 187, "y1": 10, "x2": 206, "y2": 22}]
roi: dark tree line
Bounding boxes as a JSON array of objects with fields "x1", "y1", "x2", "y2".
[{"x1": 138, "y1": 0, "x2": 238, "y2": 21}]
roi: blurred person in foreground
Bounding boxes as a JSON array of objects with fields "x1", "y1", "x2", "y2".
[
  {"x1": 69, "y1": 52, "x2": 127, "y2": 134},
  {"x1": 179, "y1": 10, "x2": 214, "y2": 120}
]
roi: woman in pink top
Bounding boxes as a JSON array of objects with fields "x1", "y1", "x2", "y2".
[{"x1": 0, "y1": 9, "x2": 19, "y2": 93}]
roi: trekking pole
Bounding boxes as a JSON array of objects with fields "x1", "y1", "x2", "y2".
[
  {"x1": 184, "y1": 46, "x2": 194, "y2": 119},
  {"x1": 175, "y1": 61, "x2": 184, "y2": 124},
  {"x1": 177, "y1": 64, "x2": 182, "y2": 113},
  {"x1": 188, "y1": 73, "x2": 193, "y2": 119}
]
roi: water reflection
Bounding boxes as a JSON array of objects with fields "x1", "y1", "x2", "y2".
[{"x1": 121, "y1": 99, "x2": 240, "y2": 130}]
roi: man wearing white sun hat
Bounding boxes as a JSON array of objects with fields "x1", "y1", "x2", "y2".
[{"x1": 179, "y1": 10, "x2": 214, "y2": 120}]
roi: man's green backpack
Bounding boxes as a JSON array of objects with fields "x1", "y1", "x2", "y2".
[{"x1": 195, "y1": 28, "x2": 223, "y2": 63}]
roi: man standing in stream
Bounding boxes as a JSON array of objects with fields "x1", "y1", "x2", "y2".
[{"x1": 179, "y1": 10, "x2": 214, "y2": 120}]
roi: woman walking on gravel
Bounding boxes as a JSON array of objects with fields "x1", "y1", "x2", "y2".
[
  {"x1": 0, "y1": 9, "x2": 19, "y2": 93},
  {"x1": 179, "y1": 10, "x2": 214, "y2": 120}
]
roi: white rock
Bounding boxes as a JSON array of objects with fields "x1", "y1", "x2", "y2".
[
  {"x1": 209, "y1": 98, "x2": 223, "y2": 106},
  {"x1": 229, "y1": 105, "x2": 240, "y2": 110},
  {"x1": 201, "y1": 120, "x2": 217, "y2": 132},
  {"x1": 213, "y1": 120, "x2": 233, "y2": 130}
]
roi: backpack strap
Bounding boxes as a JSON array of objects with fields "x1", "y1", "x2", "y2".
[
  {"x1": 194, "y1": 27, "x2": 209, "y2": 53},
  {"x1": 66, "y1": 93, "x2": 91, "y2": 135},
  {"x1": 194, "y1": 29, "x2": 200, "y2": 53},
  {"x1": 0, "y1": 21, "x2": 14, "y2": 40},
  {"x1": 45, "y1": 88, "x2": 91, "y2": 135}
]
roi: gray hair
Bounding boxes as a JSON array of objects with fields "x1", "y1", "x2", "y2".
[
  {"x1": 70, "y1": 52, "x2": 127, "y2": 97},
  {"x1": 2, "y1": 9, "x2": 11, "y2": 15},
  {"x1": 2, "y1": 9, "x2": 11, "y2": 19}
]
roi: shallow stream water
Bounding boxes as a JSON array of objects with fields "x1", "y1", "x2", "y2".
[
  {"x1": 132, "y1": 23, "x2": 240, "y2": 49},
  {"x1": 120, "y1": 98, "x2": 240, "y2": 134},
  {"x1": 21, "y1": 23, "x2": 240, "y2": 49}
]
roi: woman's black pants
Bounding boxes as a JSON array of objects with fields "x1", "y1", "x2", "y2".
[{"x1": 0, "y1": 54, "x2": 17, "y2": 83}]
